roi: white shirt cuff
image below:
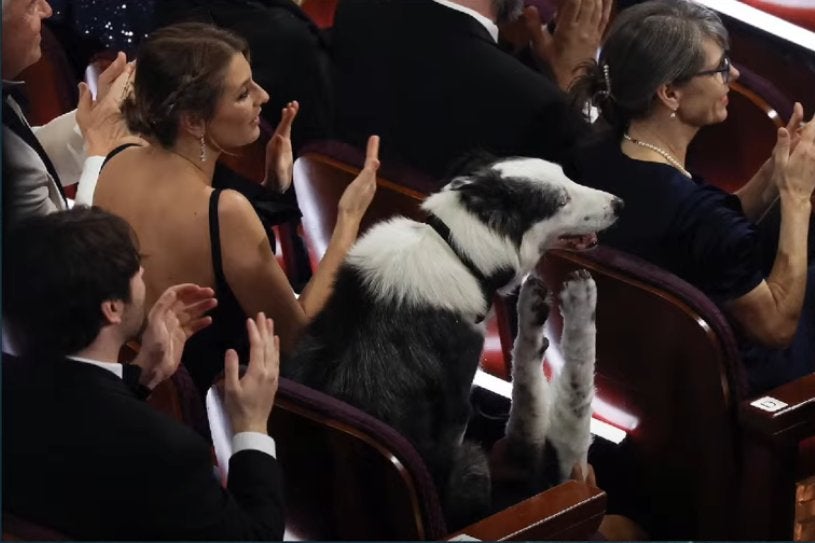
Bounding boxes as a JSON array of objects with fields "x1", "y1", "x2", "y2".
[
  {"x1": 231, "y1": 432, "x2": 276, "y2": 459},
  {"x1": 73, "y1": 155, "x2": 105, "y2": 207}
]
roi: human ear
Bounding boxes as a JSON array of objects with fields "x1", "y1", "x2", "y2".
[
  {"x1": 100, "y1": 299, "x2": 124, "y2": 325},
  {"x1": 655, "y1": 83, "x2": 682, "y2": 116},
  {"x1": 179, "y1": 111, "x2": 206, "y2": 139}
]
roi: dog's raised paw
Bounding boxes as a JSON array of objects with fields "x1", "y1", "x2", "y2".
[
  {"x1": 559, "y1": 269, "x2": 597, "y2": 324},
  {"x1": 517, "y1": 273, "x2": 550, "y2": 340}
]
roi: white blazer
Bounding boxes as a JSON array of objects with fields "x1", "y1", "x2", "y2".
[{"x1": 3, "y1": 90, "x2": 104, "y2": 223}]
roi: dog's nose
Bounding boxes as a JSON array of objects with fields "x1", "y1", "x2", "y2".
[{"x1": 611, "y1": 197, "x2": 624, "y2": 215}]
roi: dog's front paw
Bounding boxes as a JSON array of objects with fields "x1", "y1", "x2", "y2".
[
  {"x1": 559, "y1": 269, "x2": 597, "y2": 325},
  {"x1": 517, "y1": 273, "x2": 550, "y2": 343}
]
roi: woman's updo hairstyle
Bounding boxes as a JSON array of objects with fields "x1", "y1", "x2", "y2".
[
  {"x1": 122, "y1": 22, "x2": 250, "y2": 148},
  {"x1": 569, "y1": 0, "x2": 728, "y2": 134}
]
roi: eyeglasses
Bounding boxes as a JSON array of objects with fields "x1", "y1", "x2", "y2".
[{"x1": 693, "y1": 54, "x2": 732, "y2": 85}]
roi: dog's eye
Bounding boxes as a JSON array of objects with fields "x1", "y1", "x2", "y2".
[
  {"x1": 447, "y1": 177, "x2": 471, "y2": 191},
  {"x1": 558, "y1": 192, "x2": 572, "y2": 207}
]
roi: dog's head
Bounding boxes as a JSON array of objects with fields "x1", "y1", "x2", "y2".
[{"x1": 423, "y1": 156, "x2": 623, "y2": 275}]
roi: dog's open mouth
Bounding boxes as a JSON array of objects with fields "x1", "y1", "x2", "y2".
[{"x1": 555, "y1": 233, "x2": 598, "y2": 251}]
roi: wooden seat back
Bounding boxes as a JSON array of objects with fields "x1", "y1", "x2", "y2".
[
  {"x1": 293, "y1": 143, "x2": 426, "y2": 269},
  {"x1": 538, "y1": 246, "x2": 815, "y2": 539},
  {"x1": 538, "y1": 246, "x2": 745, "y2": 538},
  {"x1": 208, "y1": 377, "x2": 607, "y2": 540}
]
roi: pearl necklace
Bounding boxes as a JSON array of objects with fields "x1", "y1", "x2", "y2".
[{"x1": 623, "y1": 133, "x2": 692, "y2": 179}]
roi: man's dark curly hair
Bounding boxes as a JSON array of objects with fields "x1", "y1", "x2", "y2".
[{"x1": 4, "y1": 207, "x2": 142, "y2": 357}]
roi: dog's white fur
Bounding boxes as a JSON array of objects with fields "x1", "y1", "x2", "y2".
[
  {"x1": 294, "y1": 156, "x2": 620, "y2": 522},
  {"x1": 348, "y1": 158, "x2": 619, "y2": 320},
  {"x1": 506, "y1": 271, "x2": 598, "y2": 481}
]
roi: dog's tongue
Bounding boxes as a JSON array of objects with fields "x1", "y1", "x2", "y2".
[{"x1": 556, "y1": 233, "x2": 598, "y2": 251}]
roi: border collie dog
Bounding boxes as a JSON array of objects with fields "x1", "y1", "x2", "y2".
[{"x1": 285, "y1": 157, "x2": 622, "y2": 527}]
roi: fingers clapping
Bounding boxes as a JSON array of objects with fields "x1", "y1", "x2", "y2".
[
  {"x1": 263, "y1": 101, "x2": 299, "y2": 192},
  {"x1": 337, "y1": 135, "x2": 380, "y2": 222},
  {"x1": 224, "y1": 313, "x2": 280, "y2": 435}
]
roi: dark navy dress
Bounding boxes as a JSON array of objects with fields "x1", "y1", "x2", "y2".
[{"x1": 568, "y1": 137, "x2": 815, "y2": 393}]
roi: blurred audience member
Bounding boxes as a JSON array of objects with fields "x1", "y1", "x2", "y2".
[
  {"x1": 568, "y1": 0, "x2": 815, "y2": 392},
  {"x1": 332, "y1": 0, "x2": 609, "y2": 180},
  {"x1": 95, "y1": 23, "x2": 379, "y2": 394},
  {"x1": 3, "y1": 207, "x2": 284, "y2": 540}
]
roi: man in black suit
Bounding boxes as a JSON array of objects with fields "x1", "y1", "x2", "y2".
[
  {"x1": 3, "y1": 207, "x2": 285, "y2": 540},
  {"x1": 332, "y1": 0, "x2": 609, "y2": 181}
]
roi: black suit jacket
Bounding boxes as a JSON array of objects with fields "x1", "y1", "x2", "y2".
[
  {"x1": 332, "y1": 0, "x2": 590, "y2": 181},
  {"x1": 2, "y1": 355, "x2": 284, "y2": 540}
]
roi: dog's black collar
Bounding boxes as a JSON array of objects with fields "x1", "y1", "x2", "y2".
[{"x1": 425, "y1": 214, "x2": 514, "y2": 323}]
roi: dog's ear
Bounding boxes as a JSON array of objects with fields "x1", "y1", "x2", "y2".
[{"x1": 443, "y1": 148, "x2": 498, "y2": 180}]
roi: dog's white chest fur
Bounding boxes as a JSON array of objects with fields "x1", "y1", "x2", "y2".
[{"x1": 346, "y1": 218, "x2": 488, "y2": 319}]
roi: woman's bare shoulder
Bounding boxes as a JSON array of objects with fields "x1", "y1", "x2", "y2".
[
  {"x1": 216, "y1": 189, "x2": 268, "y2": 239},
  {"x1": 98, "y1": 143, "x2": 152, "y2": 181}
]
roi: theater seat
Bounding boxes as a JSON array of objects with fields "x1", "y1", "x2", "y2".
[
  {"x1": 206, "y1": 376, "x2": 607, "y2": 540},
  {"x1": 537, "y1": 245, "x2": 815, "y2": 539},
  {"x1": 293, "y1": 141, "x2": 512, "y2": 378}
]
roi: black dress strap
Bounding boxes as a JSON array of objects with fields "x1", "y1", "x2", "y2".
[
  {"x1": 208, "y1": 189, "x2": 230, "y2": 293},
  {"x1": 101, "y1": 143, "x2": 142, "y2": 170}
]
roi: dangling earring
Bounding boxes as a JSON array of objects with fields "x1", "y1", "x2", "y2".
[
  {"x1": 670, "y1": 109, "x2": 677, "y2": 119},
  {"x1": 199, "y1": 136, "x2": 207, "y2": 162}
]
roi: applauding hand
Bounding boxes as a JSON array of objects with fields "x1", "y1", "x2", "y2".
[
  {"x1": 337, "y1": 135, "x2": 380, "y2": 225},
  {"x1": 134, "y1": 284, "x2": 217, "y2": 390},
  {"x1": 263, "y1": 101, "x2": 299, "y2": 193},
  {"x1": 526, "y1": 0, "x2": 613, "y2": 90},
  {"x1": 77, "y1": 53, "x2": 137, "y2": 156},
  {"x1": 224, "y1": 314, "x2": 280, "y2": 435}
]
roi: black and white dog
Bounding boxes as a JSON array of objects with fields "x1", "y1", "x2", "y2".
[{"x1": 285, "y1": 157, "x2": 622, "y2": 527}]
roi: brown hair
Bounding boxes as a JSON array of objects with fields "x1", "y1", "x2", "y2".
[
  {"x1": 569, "y1": 0, "x2": 728, "y2": 134},
  {"x1": 122, "y1": 22, "x2": 250, "y2": 148}
]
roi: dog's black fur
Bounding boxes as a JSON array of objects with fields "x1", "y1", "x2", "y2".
[{"x1": 285, "y1": 156, "x2": 620, "y2": 528}]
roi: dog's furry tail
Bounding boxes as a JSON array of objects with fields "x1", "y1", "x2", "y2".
[{"x1": 443, "y1": 440, "x2": 491, "y2": 530}]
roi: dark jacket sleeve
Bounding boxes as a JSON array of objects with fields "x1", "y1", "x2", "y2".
[
  {"x1": 136, "y1": 422, "x2": 285, "y2": 541},
  {"x1": 226, "y1": 449, "x2": 286, "y2": 539}
]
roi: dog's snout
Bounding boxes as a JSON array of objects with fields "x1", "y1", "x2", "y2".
[{"x1": 611, "y1": 197, "x2": 624, "y2": 215}]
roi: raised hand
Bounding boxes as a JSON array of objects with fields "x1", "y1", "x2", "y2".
[
  {"x1": 224, "y1": 314, "x2": 280, "y2": 435},
  {"x1": 337, "y1": 135, "x2": 380, "y2": 223},
  {"x1": 77, "y1": 57, "x2": 136, "y2": 156},
  {"x1": 773, "y1": 110, "x2": 815, "y2": 202},
  {"x1": 787, "y1": 101, "x2": 805, "y2": 150},
  {"x1": 134, "y1": 284, "x2": 217, "y2": 389},
  {"x1": 263, "y1": 101, "x2": 299, "y2": 193},
  {"x1": 530, "y1": 0, "x2": 613, "y2": 90},
  {"x1": 95, "y1": 51, "x2": 129, "y2": 103}
]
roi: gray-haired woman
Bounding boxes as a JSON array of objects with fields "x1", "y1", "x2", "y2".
[{"x1": 567, "y1": 0, "x2": 815, "y2": 393}]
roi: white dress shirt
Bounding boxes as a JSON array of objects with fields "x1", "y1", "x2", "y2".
[
  {"x1": 3, "y1": 81, "x2": 104, "y2": 222},
  {"x1": 432, "y1": 0, "x2": 500, "y2": 42},
  {"x1": 66, "y1": 355, "x2": 277, "y2": 459}
]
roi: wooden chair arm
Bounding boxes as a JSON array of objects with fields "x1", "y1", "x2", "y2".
[
  {"x1": 447, "y1": 481, "x2": 606, "y2": 541},
  {"x1": 739, "y1": 373, "x2": 815, "y2": 444}
]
